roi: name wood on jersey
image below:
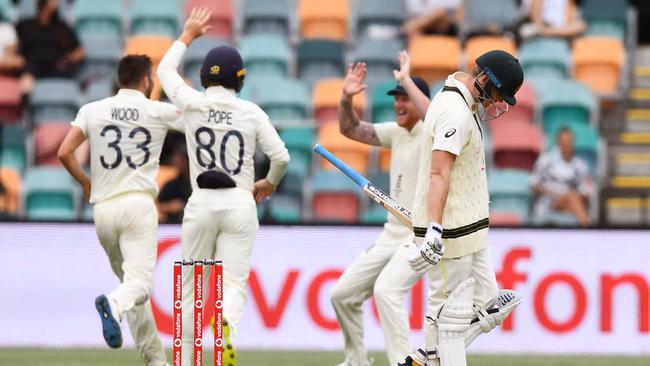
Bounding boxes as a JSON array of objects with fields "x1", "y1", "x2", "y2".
[
  {"x1": 208, "y1": 109, "x2": 232, "y2": 125},
  {"x1": 111, "y1": 108, "x2": 140, "y2": 121}
]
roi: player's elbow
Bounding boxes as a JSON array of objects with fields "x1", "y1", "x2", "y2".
[{"x1": 57, "y1": 144, "x2": 73, "y2": 163}]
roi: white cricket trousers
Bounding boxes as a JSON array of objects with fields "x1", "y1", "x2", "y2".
[
  {"x1": 180, "y1": 188, "x2": 258, "y2": 366},
  {"x1": 330, "y1": 242, "x2": 421, "y2": 365},
  {"x1": 93, "y1": 192, "x2": 166, "y2": 366},
  {"x1": 423, "y1": 247, "x2": 498, "y2": 365}
]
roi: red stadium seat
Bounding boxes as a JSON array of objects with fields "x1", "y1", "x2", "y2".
[
  {"x1": 490, "y1": 212, "x2": 523, "y2": 226},
  {"x1": 313, "y1": 192, "x2": 359, "y2": 223},
  {"x1": 33, "y1": 123, "x2": 71, "y2": 166},
  {"x1": 491, "y1": 83, "x2": 536, "y2": 126},
  {"x1": 185, "y1": 0, "x2": 233, "y2": 38},
  {"x1": 491, "y1": 122, "x2": 543, "y2": 171},
  {"x1": 0, "y1": 77, "x2": 22, "y2": 122}
]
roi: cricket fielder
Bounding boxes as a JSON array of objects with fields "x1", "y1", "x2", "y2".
[
  {"x1": 58, "y1": 55, "x2": 184, "y2": 366},
  {"x1": 158, "y1": 8, "x2": 290, "y2": 365},
  {"x1": 398, "y1": 50, "x2": 525, "y2": 366},
  {"x1": 330, "y1": 52, "x2": 431, "y2": 366}
]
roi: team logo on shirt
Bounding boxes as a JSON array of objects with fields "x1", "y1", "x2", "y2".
[{"x1": 445, "y1": 128, "x2": 457, "y2": 138}]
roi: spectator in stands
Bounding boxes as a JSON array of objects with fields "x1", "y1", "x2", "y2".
[
  {"x1": 0, "y1": 6, "x2": 25, "y2": 75},
  {"x1": 403, "y1": 0, "x2": 461, "y2": 37},
  {"x1": 519, "y1": 0, "x2": 586, "y2": 40},
  {"x1": 157, "y1": 145, "x2": 192, "y2": 224},
  {"x1": 16, "y1": 0, "x2": 85, "y2": 92},
  {"x1": 531, "y1": 127, "x2": 593, "y2": 227}
]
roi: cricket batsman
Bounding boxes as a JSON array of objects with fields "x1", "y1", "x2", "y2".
[
  {"x1": 397, "y1": 50, "x2": 525, "y2": 366},
  {"x1": 330, "y1": 51, "x2": 431, "y2": 366},
  {"x1": 58, "y1": 54, "x2": 184, "y2": 365},
  {"x1": 158, "y1": 8, "x2": 290, "y2": 365}
]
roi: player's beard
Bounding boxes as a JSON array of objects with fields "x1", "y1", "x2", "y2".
[{"x1": 144, "y1": 75, "x2": 154, "y2": 98}]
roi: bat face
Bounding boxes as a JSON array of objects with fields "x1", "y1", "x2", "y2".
[{"x1": 364, "y1": 183, "x2": 413, "y2": 229}]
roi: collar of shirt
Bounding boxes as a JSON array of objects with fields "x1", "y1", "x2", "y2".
[
  {"x1": 205, "y1": 85, "x2": 237, "y2": 99},
  {"x1": 117, "y1": 89, "x2": 146, "y2": 99},
  {"x1": 446, "y1": 72, "x2": 479, "y2": 113},
  {"x1": 409, "y1": 120, "x2": 423, "y2": 137}
]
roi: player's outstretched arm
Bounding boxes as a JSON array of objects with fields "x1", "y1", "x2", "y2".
[
  {"x1": 338, "y1": 62, "x2": 381, "y2": 146},
  {"x1": 58, "y1": 126, "x2": 91, "y2": 202},
  {"x1": 158, "y1": 7, "x2": 209, "y2": 109},
  {"x1": 393, "y1": 50, "x2": 430, "y2": 120}
]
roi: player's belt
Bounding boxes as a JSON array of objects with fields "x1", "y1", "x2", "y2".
[
  {"x1": 197, "y1": 170, "x2": 236, "y2": 189},
  {"x1": 413, "y1": 218, "x2": 489, "y2": 239}
]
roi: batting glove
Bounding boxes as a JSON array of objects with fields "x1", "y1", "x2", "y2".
[{"x1": 408, "y1": 222, "x2": 445, "y2": 273}]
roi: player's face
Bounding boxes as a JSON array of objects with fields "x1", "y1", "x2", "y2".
[
  {"x1": 394, "y1": 94, "x2": 419, "y2": 129},
  {"x1": 557, "y1": 130, "x2": 575, "y2": 158}
]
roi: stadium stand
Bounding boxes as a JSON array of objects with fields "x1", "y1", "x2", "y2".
[{"x1": 242, "y1": 0, "x2": 290, "y2": 36}]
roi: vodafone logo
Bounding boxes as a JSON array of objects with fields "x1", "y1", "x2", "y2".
[
  {"x1": 195, "y1": 299, "x2": 203, "y2": 309},
  {"x1": 194, "y1": 338, "x2": 202, "y2": 347},
  {"x1": 173, "y1": 338, "x2": 182, "y2": 347},
  {"x1": 215, "y1": 300, "x2": 223, "y2": 309},
  {"x1": 215, "y1": 338, "x2": 223, "y2": 347},
  {"x1": 174, "y1": 300, "x2": 182, "y2": 309}
]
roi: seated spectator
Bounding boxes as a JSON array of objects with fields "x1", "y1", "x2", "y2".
[
  {"x1": 157, "y1": 145, "x2": 191, "y2": 224},
  {"x1": 530, "y1": 127, "x2": 594, "y2": 227},
  {"x1": 519, "y1": 0, "x2": 586, "y2": 40},
  {"x1": 403, "y1": 0, "x2": 461, "y2": 37},
  {"x1": 16, "y1": 0, "x2": 85, "y2": 92},
  {"x1": 0, "y1": 6, "x2": 25, "y2": 75}
]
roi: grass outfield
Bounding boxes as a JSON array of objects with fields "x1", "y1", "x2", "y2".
[{"x1": 0, "y1": 349, "x2": 648, "y2": 366}]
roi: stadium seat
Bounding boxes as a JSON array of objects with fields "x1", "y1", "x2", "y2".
[
  {"x1": 0, "y1": 167, "x2": 20, "y2": 215},
  {"x1": 547, "y1": 124, "x2": 600, "y2": 175},
  {"x1": 130, "y1": 0, "x2": 179, "y2": 37},
  {"x1": 532, "y1": 209, "x2": 580, "y2": 227},
  {"x1": 462, "y1": 0, "x2": 519, "y2": 36},
  {"x1": 534, "y1": 78, "x2": 596, "y2": 134},
  {"x1": 33, "y1": 122, "x2": 71, "y2": 166},
  {"x1": 371, "y1": 80, "x2": 397, "y2": 123},
  {"x1": 182, "y1": 36, "x2": 230, "y2": 81},
  {"x1": 79, "y1": 34, "x2": 122, "y2": 85},
  {"x1": 313, "y1": 79, "x2": 365, "y2": 125},
  {"x1": 465, "y1": 36, "x2": 517, "y2": 71},
  {"x1": 0, "y1": 77, "x2": 22, "y2": 122},
  {"x1": 360, "y1": 204, "x2": 388, "y2": 224},
  {"x1": 356, "y1": 0, "x2": 406, "y2": 39},
  {"x1": 297, "y1": 40, "x2": 345, "y2": 88},
  {"x1": 409, "y1": 35, "x2": 461, "y2": 83},
  {"x1": 0, "y1": 0, "x2": 11, "y2": 20},
  {"x1": 491, "y1": 82, "x2": 536, "y2": 126},
  {"x1": 299, "y1": 0, "x2": 348, "y2": 41},
  {"x1": 242, "y1": 0, "x2": 290, "y2": 35},
  {"x1": 378, "y1": 148, "x2": 391, "y2": 172},
  {"x1": 256, "y1": 78, "x2": 309, "y2": 122},
  {"x1": 312, "y1": 169, "x2": 360, "y2": 223},
  {"x1": 488, "y1": 169, "x2": 532, "y2": 223},
  {"x1": 17, "y1": 0, "x2": 36, "y2": 19},
  {"x1": 572, "y1": 37, "x2": 625, "y2": 94},
  {"x1": 351, "y1": 37, "x2": 402, "y2": 86},
  {"x1": 280, "y1": 126, "x2": 314, "y2": 177},
  {"x1": 268, "y1": 194, "x2": 302, "y2": 223},
  {"x1": 85, "y1": 79, "x2": 114, "y2": 103},
  {"x1": 369, "y1": 170, "x2": 390, "y2": 193},
  {"x1": 124, "y1": 35, "x2": 173, "y2": 100},
  {"x1": 582, "y1": 0, "x2": 628, "y2": 41},
  {"x1": 23, "y1": 167, "x2": 78, "y2": 220},
  {"x1": 240, "y1": 34, "x2": 291, "y2": 78},
  {"x1": 73, "y1": 0, "x2": 123, "y2": 38},
  {"x1": 519, "y1": 38, "x2": 571, "y2": 81},
  {"x1": 185, "y1": 0, "x2": 234, "y2": 38},
  {"x1": 318, "y1": 123, "x2": 371, "y2": 175},
  {"x1": 489, "y1": 212, "x2": 523, "y2": 226},
  {"x1": 30, "y1": 79, "x2": 81, "y2": 124},
  {"x1": 491, "y1": 122, "x2": 543, "y2": 171},
  {"x1": 1, "y1": 125, "x2": 26, "y2": 172}
]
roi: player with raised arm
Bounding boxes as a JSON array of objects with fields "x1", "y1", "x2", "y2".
[
  {"x1": 397, "y1": 51, "x2": 525, "y2": 366},
  {"x1": 158, "y1": 8, "x2": 290, "y2": 366},
  {"x1": 58, "y1": 55, "x2": 184, "y2": 366},
  {"x1": 330, "y1": 52, "x2": 430, "y2": 366}
]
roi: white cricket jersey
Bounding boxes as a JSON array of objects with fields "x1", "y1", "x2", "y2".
[
  {"x1": 158, "y1": 41, "x2": 290, "y2": 192},
  {"x1": 373, "y1": 121, "x2": 423, "y2": 244},
  {"x1": 411, "y1": 72, "x2": 490, "y2": 258},
  {"x1": 71, "y1": 89, "x2": 183, "y2": 203}
]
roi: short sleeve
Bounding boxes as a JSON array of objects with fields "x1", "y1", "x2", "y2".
[
  {"x1": 373, "y1": 122, "x2": 400, "y2": 148},
  {"x1": 430, "y1": 108, "x2": 469, "y2": 156},
  {"x1": 70, "y1": 105, "x2": 89, "y2": 136}
]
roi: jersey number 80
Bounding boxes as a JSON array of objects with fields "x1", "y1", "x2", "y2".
[{"x1": 195, "y1": 127, "x2": 244, "y2": 175}]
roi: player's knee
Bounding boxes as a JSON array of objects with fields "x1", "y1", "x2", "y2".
[
  {"x1": 372, "y1": 281, "x2": 393, "y2": 305},
  {"x1": 329, "y1": 283, "x2": 351, "y2": 306}
]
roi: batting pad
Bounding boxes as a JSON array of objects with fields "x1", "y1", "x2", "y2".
[{"x1": 437, "y1": 278, "x2": 475, "y2": 366}]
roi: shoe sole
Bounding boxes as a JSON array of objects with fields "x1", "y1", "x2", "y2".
[{"x1": 95, "y1": 295, "x2": 122, "y2": 349}]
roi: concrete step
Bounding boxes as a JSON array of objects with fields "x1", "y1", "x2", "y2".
[
  {"x1": 634, "y1": 67, "x2": 650, "y2": 88},
  {"x1": 620, "y1": 132, "x2": 650, "y2": 144},
  {"x1": 614, "y1": 153, "x2": 650, "y2": 175},
  {"x1": 630, "y1": 88, "x2": 650, "y2": 101},
  {"x1": 611, "y1": 176, "x2": 650, "y2": 188},
  {"x1": 626, "y1": 109, "x2": 650, "y2": 132},
  {"x1": 606, "y1": 197, "x2": 650, "y2": 225}
]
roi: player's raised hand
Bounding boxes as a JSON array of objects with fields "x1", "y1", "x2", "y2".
[
  {"x1": 253, "y1": 178, "x2": 276, "y2": 204},
  {"x1": 393, "y1": 50, "x2": 411, "y2": 83},
  {"x1": 180, "y1": 7, "x2": 213, "y2": 45},
  {"x1": 342, "y1": 62, "x2": 367, "y2": 97}
]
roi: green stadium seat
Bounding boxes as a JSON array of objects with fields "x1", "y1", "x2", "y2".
[
  {"x1": 183, "y1": 36, "x2": 230, "y2": 81},
  {"x1": 351, "y1": 37, "x2": 402, "y2": 85},
  {"x1": 256, "y1": 78, "x2": 309, "y2": 121},
  {"x1": 79, "y1": 34, "x2": 122, "y2": 85},
  {"x1": 462, "y1": 0, "x2": 519, "y2": 34},
  {"x1": 488, "y1": 169, "x2": 531, "y2": 223},
  {"x1": 360, "y1": 204, "x2": 388, "y2": 224},
  {"x1": 547, "y1": 124, "x2": 600, "y2": 175},
  {"x1": 582, "y1": 0, "x2": 628, "y2": 41},
  {"x1": 242, "y1": 0, "x2": 290, "y2": 35},
  {"x1": 30, "y1": 79, "x2": 81, "y2": 125},
  {"x1": 356, "y1": 0, "x2": 406, "y2": 38},
  {"x1": 297, "y1": 40, "x2": 345, "y2": 87},
  {"x1": 280, "y1": 126, "x2": 314, "y2": 178},
  {"x1": 371, "y1": 80, "x2": 397, "y2": 123},
  {"x1": 17, "y1": 0, "x2": 36, "y2": 20},
  {"x1": 269, "y1": 194, "x2": 302, "y2": 223},
  {"x1": 23, "y1": 167, "x2": 78, "y2": 220},
  {"x1": 241, "y1": 34, "x2": 291, "y2": 78},
  {"x1": 519, "y1": 38, "x2": 571, "y2": 80},
  {"x1": 0, "y1": 77, "x2": 23, "y2": 122},
  {"x1": 312, "y1": 169, "x2": 360, "y2": 223},
  {"x1": 1, "y1": 125, "x2": 26, "y2": 172},
  {"x1": 130, "y1": 0, "x2": 179, "y2": 37},
  {"x1": 73, "y1": 0, "x2": 123, "y2": 38},
  {"x1": 85, "y1": 79, "x2": 114, "y2": 103},
  {"x1": 533, "y1": 78, "x2": 596, "y2": 134},
  {"x1": 0, "y1": 0, "x2": 11, "y2": 22}
]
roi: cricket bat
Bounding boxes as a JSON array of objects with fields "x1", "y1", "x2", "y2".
[{"x1": 313, "y1": 144, "x2": 413, "y2": 230}]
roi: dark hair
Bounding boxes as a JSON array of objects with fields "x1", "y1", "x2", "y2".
[
  {"x1": 201, "y1": 75, "x2": 245, "y2": 92},
  {"x1": 117, "y1": 55, "x2": 153, "y2": 87}
]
